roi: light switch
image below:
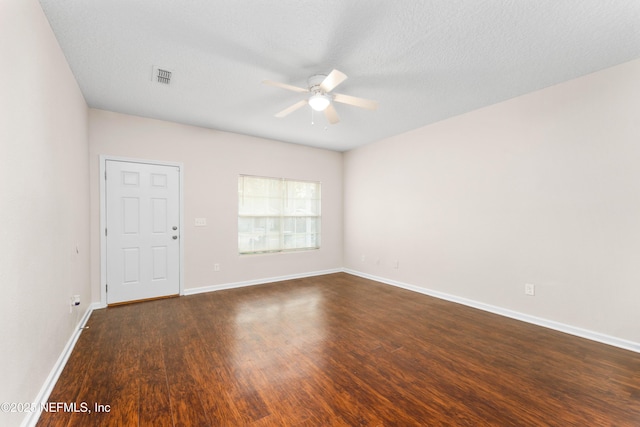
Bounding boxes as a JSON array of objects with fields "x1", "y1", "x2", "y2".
[{"x1": 194, "y1": 218, "x2": 207, "y2": 227}]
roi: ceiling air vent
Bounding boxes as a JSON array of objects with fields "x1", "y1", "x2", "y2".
[{"x1": 152, "y1": 66, "x2": 172, "y2": 85}]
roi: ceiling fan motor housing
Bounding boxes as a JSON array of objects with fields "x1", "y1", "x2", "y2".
[
  {"x1": 308, "y1": 74, "x2": 328, "y2": 94},
  {"x1": 307, "y1": 74, "x2": 331, "y2": 111}
]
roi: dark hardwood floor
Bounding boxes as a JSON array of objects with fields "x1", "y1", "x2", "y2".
[{"x1": 37, "y1": 273, "x2": 640, "y2": 426}]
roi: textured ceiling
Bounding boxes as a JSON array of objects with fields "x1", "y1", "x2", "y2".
[{"x1": 38, "y1": 0, "x2": 640, "y2": 152}]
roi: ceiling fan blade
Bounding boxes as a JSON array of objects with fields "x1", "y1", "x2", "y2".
[
  {"x1": 275, "y1": 100, "x2": 308, "y2": 118},
  {"x1": 263, "y1": 80, "x2": 309, "y2": 93},
  {"x1": 324, "y1": 104, "x2": 340, "y2": 124},
  {"x1": 320, "y1": 69, "x2": 348, "y2": 93},
  {"x1": 333, "y1": 93, "x2": 378, "y2": 110}
]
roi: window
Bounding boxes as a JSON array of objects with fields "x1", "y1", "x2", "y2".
[{"x1": 238, "y1": 175, "x2": 321, "y2": 254}]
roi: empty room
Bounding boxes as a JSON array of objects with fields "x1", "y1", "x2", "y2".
[{"x1": 2, "y1": 0, "x2": 639, "y2": 426}]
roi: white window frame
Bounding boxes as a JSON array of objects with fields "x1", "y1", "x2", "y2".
[{"x1": 238, "y1": 175, "x2": 321, "y2": 255}]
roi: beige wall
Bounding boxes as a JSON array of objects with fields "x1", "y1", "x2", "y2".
[
  {"x1": 89, "y1": 109, "x2": 343, "y2": 299},
  {"x1": 0, "y1": 0, "x2": 91, "y2": 425},
  {"x1": 344, "y1": 59, "x2": 640, "y2": 344}
]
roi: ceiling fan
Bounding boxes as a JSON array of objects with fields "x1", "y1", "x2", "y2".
[{"x1": 262, "y1": 69, "x2": 378, "y2": 125}]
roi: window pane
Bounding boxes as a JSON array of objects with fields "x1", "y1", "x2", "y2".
[
  {"x1": 238, "y1": 216, "x2": 283, "y2": 253},
  {"x1": 238, "y1": 175, "x2": 320, "y2": 254}
]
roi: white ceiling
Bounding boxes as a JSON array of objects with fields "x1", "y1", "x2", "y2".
[{"x1": 38, "y1": 0, "x2": 640, "y2": 152}]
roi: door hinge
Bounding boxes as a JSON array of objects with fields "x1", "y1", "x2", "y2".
[
  {"x1": 105, "y1": 170, "x2": 107, "y2": 180},
  {"x1": 106, "y1": 284, "x2": 108, "y2": 293},
  {"x1": 105, "y1": 228, "x2": 107, "y2": 236}
]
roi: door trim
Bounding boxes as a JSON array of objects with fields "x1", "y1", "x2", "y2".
[{"x1": 99, "y1": 155, "x2": 184, "y2": 307}]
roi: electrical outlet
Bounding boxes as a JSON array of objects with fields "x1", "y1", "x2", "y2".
[
  {"x1": 393, "y1": 260, "x2": 399, "y2": 269},
  {"x1": 361, "y1": 255, "x2": 366, "y2": 262},
  {"x1": 70, "y1": 295, "x2": 80, "y2": 313},
  {"x1": 525, "y1": 283, "x2": 535, "y2": 296}
]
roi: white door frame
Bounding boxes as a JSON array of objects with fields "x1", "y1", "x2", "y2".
[{"x1": 99, "y1": 155, "x2": 184, "y2": 306}]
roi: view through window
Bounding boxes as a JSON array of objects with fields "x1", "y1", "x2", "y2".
[{"x1": 238, "y1": 175, "x2": 321, "y2": 254}]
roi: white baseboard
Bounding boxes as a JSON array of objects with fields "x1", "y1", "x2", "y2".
[
  {"x1": 183, "y1": 268, "x2": 343, "y2": 296},
  {"x1": 344, "y1": 269, "x2": 640, "y2": 354},
  {"x1": 21, "y1": 302, "x2": 99, "y2": 427}
]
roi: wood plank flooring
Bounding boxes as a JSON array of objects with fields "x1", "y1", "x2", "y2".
[{"x1": 37, "y1": 273, "x2": 640, "y2": 426}]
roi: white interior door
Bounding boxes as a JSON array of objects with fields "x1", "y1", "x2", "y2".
[{"x1": 105, "y1": 160, "x2": 181, "y2": 304}]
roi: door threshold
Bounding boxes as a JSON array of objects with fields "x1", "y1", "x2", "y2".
[{"x1": 108, "y1": 294, "x2": 179, "y2": 307}]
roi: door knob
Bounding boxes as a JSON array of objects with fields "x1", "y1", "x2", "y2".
[
  {"x1": 172, "y1": 226, "x2": 177, "y2": 230},
  {"x1": 172, "y1": 235, "x2": 178, "y2": 240}
]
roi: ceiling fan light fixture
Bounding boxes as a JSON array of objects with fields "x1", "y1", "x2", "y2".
[
  {"x1": 265, "y1": 69, "x2": 377, "y2": 125},
  {"x1": 308, "y1": 93, "x2": 331, "y2": 111}
]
